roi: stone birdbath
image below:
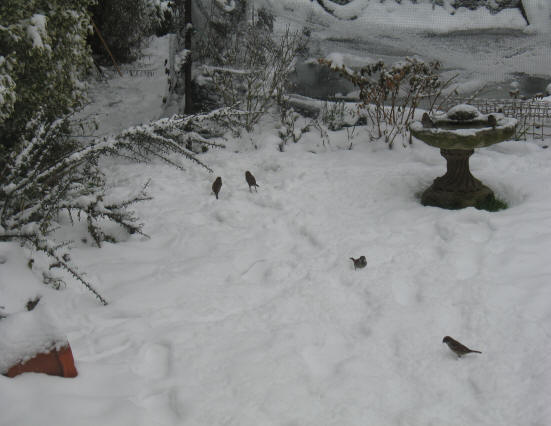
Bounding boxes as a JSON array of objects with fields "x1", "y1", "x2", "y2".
[{"x1": 410, "y1": 104, "x2": 517, "y2": 209}]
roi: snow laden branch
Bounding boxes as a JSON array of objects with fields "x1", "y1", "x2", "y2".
[{"x1": 0, "y1": 108, "x2": 240, "y2": 304}]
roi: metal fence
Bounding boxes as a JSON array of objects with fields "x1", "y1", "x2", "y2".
[{"x1": 444, "y1": 98, "x2": 551, "y2": 141}]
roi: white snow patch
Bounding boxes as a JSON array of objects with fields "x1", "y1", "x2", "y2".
[
  {"x1": 27, "y1": 14, "x2": 49, "y2": 50},
  {"x1": 215, "y1": 0, "x2": 236, "y2": 12},
  {"x1": 323, "y1": 52, "x2": 375, "y2": 68},
  {"x1": 447, "y1": 103, "x2": 483, "y2": 118},
  {"x1": 0, "y1": 304, "x2": 67, "y2": 374},
  {"x1": 522, "y1": 0, "x2": 551, "y2": 33}
]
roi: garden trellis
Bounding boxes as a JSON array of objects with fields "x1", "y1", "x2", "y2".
[{"x1": 445, "y1": 98, "x2": 551, "y2": 141}]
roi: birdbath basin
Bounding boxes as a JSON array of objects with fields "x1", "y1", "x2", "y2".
[{"x1": 410, "y1": 104, "x2": 517, "y2": 209}]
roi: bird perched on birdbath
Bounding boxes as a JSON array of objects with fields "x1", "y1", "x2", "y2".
[
  {"x1": 212, "y1": 177, "x2": 222, "y2": 199},
  {"x1": 442, "y1": 336, "x2": 482, "y2": 358},
  {"x1": 245, "y1": 171, "x2": 259, "y2": 192}
]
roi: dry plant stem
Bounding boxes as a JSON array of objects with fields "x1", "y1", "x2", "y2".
[
  {"x1": 320, "y1": 57, "x2": 452, "y2": 148},
  {"x1": 91, "y1": 19, "x2": 123, "y2": 77},
  {"x1": 199, "y1": 17, "x2": 308, "y2": 131}
]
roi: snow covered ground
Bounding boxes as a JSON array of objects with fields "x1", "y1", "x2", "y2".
[
  {"x1": 2, "y1": 113, "x2": 551, "y2": 425},
  {"x1": 2, "y1": 4, "x2": 551, "y2": 425}
]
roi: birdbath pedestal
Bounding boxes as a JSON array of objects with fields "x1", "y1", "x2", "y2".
[{"x1": 410, "y1": 105, "x2": 517, "y2": 209}]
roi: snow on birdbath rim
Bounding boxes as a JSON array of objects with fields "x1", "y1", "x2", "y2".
[{"x1": 410, "y1": 104, "x2": 517, "y2": 150}]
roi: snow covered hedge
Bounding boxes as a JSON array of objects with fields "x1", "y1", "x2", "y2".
[{"x1": 0, "y1": 0, "x2": 93, "y2": 149}]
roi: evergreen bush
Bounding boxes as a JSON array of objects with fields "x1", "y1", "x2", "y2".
[
  {"x1": 0, "y1": 0, "x2": 93, "y2": 149},
  {"x1": 89, "y1": 0, "x2": 172, "y2": 64}
]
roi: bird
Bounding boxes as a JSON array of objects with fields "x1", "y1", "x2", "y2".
[
  {"x1": 442, "y1": 336, "x2": 482, "y2": 358},
  {"x1": 487, "y1": 114, "x2": 497, "y2": 129},
  {"x1": 25, "y1": 296, "x2": 41, "y2": 312},
  {"x1": 421, "y1": 112, "x2": 435, "y2": 128},
  {"x1": 350, "y1": 256, "x2": 367, "y2": 270},
  {"x1": 245, "y1": 171, "x2": 259, "y2": 192},
  {"x1": 212, "y1": 176, "x2": 222, "y2": 199}
]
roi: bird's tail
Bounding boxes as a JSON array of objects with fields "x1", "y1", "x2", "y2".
[
  {"x1": 470, "y1": 350, "x2": 482, "y2": 354},
  {"x1": 350, "y1": 257, "x2": 355, "y2": 261}
]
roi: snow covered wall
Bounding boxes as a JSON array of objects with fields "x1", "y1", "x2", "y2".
[
  {"x1": 522, "y1": 0, "x2": 551, "y2": 32},
  {"x1": 194, "y1": 0, "x2": 550, "y2": 34}
]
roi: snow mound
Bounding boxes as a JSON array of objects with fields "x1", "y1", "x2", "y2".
[{"x1": 0, "y1": 304, "x2": 67, "y2": 374}]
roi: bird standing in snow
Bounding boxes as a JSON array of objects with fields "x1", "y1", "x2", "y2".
[
  {"x1": 422, "y1": 112, "x2": 435, "y2": 128},
  {"x1": 442, "y1": 336, "x2": 482, "y2": 358},
  {"x1": 26, "y1": 296, "x2": 41, "y2": 311},
  {"x1": 212, "y1": 176, "x2": 222, "y2": 199},
  {"x1": 350, "y1": 256, "x2": 367, "y2": 270},
  {"x1": 245, "y1": 171, "x2": 259, "y2": 192}
]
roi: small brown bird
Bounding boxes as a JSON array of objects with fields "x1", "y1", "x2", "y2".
[
  {"x1": 350, "y1": 256, "x2": 367, "y2": 270},
  {"x1": 25, "y1": 296, "x2": 41, "y2": 312},
  {"x1": 245, "y1": 171, "x2": 259, "y2": 192},
  {"x1": 488, "y1": 114, "x2": 497, "y2": 129},
  {"x1": 443, "y1": 336, "x2": 482, "y2": 357},
  {"x1": 422, "y1": 112, "x2": 435, "y2": 129},
  {"x1": 212, "y1": 176, "x2": 222, "y2": 199}
]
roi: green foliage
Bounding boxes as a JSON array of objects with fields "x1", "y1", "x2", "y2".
[
  {"x1": 0, "y1": 0, "x2": 93, "y2": 149},
  {"x1": 475, "y1": 195, "x2": 508, "y2": 212},
  {"x1": 89, "y1": 0, "x2": 171, "y2": 63},
  {"x1": 0, "y1": 56, "x2": 16, "y2": 124}
]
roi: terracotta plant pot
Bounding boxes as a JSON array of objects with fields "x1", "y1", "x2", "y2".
[{"x1": 5, "y1": 343, "x2": 78, "y2": 378}]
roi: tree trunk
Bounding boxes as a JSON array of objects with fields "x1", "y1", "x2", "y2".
[{"x1": 184, "y1": 0, "x2": 193, "y2": 114}]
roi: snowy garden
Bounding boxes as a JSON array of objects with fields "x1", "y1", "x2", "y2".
[{"x1": 1, "y1": 0, "x2": 551, "y2": 425}]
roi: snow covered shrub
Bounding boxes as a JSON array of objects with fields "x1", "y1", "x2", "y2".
[
  {"x1": 0, "y1": 117, "x2": 123, "y2": 305},
  {"x1": 196, "y1": 5, "x2": 309, "y2": 131},
  {"x1": 320, "y1": 57, "x2": 454, "y2": 148},
  {"x1": 0, "y1": 108, "x2": 236, "y2": 304},
  {"x1": 277, "y1": 105, "x2": 311, "y2": 150},
  {"x1": 152, "y1": 0, "x2": 174, "y2": 36},
  {"x1": 113, "y1": 109, "x2": 232, "y2": 172},
  {"x1": 319, "y1": 100, "x2": 353, "y2": 131},
  {"x1": 0, "y1": 0, "x2": 93, "y2": 149}
]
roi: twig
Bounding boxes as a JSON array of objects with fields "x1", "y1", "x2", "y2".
[{"x1": 91, "y1": 19, "x2": 123, "y2": 77}]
